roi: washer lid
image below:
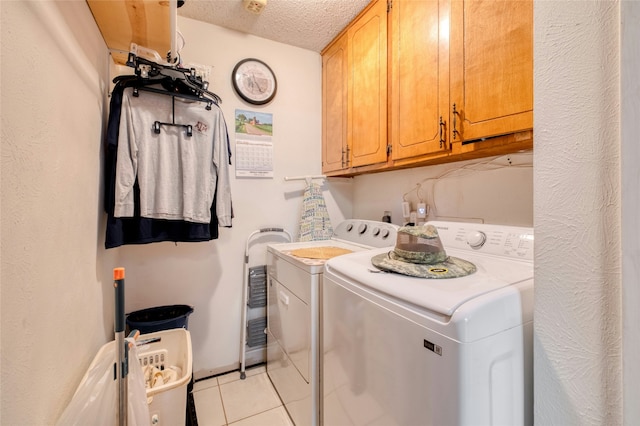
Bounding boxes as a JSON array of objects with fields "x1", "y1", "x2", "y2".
[{"x1": 324, "y1": 246, "x2": 533, "y2": 317}]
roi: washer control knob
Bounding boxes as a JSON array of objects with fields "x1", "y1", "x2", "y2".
[
  {"x1": 358, "y1": 224, "x2": 368, "y2": 234},
  {"x1": 381, "y1": 229, "x2": 390, "y2": 239},
  {"x1": 466, "y1": 231, "x2": 487, "y2": 249},
  {"x1": 372, "y1": 227, "x2": 381, "y2": 237},
  {"x1": 346, "y1": 223, "x2": 353, "y2": 232}
]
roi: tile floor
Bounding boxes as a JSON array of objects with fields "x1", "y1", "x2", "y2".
[{"x1": 193, "y1": 365, "x2": 294, "y2": 426}]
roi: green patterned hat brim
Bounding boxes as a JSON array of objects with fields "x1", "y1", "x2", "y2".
[{"x1": 371, "y1": 251, "x2": 477, "y2": 279}]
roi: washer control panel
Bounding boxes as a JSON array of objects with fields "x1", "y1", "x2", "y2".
[
  {"x1": 334, "y1": 220, "x2": 398, "y2": 248},
  {"x1": 430, "y1": 221, "x2": 534, "y2": 261}
]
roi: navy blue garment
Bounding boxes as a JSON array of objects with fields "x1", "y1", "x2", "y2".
[{"x1": 104, "y1": 77, "x2": 231, "y2": 249}]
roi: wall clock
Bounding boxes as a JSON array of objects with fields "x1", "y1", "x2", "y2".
[{"x1": 232, "y1": 58, "x2": 277, "y2": 105}]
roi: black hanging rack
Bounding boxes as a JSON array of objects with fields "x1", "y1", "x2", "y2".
[{"x1": 125, "y1": 52, "x2": 222, "y2": 106}]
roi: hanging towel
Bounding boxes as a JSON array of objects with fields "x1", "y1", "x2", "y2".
[{"x1": 297, "y1": 182, "x2": 333, "y2": 241}]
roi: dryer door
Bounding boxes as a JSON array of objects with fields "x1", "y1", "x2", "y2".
[{"x1": 267, "y1": 273, "x2": 314, "y2": 426}]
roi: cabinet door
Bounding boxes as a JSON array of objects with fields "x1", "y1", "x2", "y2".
[
  {"x1": 348, "y1": 0, "x2": 388, "y2": 168},
  {"x1": 450, "y1": 0, "x2": 533, "y2": 143},
  {"x1": 322, "y1": 34, "x2": 349, "y2": 173},
  {"x1": 390, "y1": 0, "x2": 450, "y2": 160}
]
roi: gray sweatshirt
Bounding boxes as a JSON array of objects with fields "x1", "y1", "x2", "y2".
[{"x1": 115, "y1": 88, "x2": 232, "y2": 226}]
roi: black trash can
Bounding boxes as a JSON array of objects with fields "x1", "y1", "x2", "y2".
[{"x1": 126, "y1": 304, "x2": 194, "y2": 334}]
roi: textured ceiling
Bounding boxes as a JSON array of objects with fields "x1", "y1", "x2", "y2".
[{"x1": 177, "y1": 0, "x2": 371, "y2": 52}]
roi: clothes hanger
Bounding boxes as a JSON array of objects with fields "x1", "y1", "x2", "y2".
[
  {"x1": 112, "y1": 52, "x2": 222, "y2": 137},
  {"x1": 126, "y1": 53, "x2": 222, "y2": 105},
  {"x1": 112, "y1": 73, "x2": 213, "y2": 137}
]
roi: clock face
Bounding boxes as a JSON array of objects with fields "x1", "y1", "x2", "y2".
[{"x1": 232, "y1": 58, "x2": 277, "y2": 105}]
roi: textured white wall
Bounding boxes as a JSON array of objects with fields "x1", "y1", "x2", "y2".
[
  {"x1": 0, "y1": 1, "x2": 114, "y2": 423},
  {"x1": 534, "y1": 2, "x2": 621, "y2": 424},
  {"x1": 352, "y1": 152, "x2": 533, "y2": 227},
  {"x1": 115, "y1": 17, "x2": 353, "y2": 379}
]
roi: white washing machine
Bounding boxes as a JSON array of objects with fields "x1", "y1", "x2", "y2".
[
  {"x1": 266, "y1": 220, "x2": 398, "y2": 426},
  {"x1": 322, "y1": 221, "x2": 534, "y2": 426}
]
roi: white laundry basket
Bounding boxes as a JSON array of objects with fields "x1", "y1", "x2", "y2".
[{"x1": 137, "y1": 328, "x2": 193, "y2": 426}]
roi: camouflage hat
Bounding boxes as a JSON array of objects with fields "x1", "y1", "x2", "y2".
[{"x1": 371, "y1": 225, "x2": 477, "y2": 279}]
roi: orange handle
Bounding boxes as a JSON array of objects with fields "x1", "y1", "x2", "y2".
[{"x1": 113, "y1": 267, "x2": 125, "y2": 280}]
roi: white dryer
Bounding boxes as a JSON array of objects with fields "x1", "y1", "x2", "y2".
[
  {"x1": 266, "y1": 220, "x2": 398, "y2": 426},
  {"x1": 322, "y1": 221, "x2": 534, "y2": 426}
]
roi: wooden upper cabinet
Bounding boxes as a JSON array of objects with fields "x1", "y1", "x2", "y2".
[
  {"x1": 390, "y1": 0, "x2": 450, "y2": 161},
  {"x1": 322, "y1": 34, "x2": 349, "y2": 173},
  {"x1": 347, "y1": 0, "x2": 388, "y2": 168},
  {"x1": 449, "y1": 0, "x2": 533, "y2": 143},
  {"x1": 87, "y1": 0, "x2": 172, "y2": 65},
  {"x1": 321, "y1": 0, "x2": 533, "y2": 176}
]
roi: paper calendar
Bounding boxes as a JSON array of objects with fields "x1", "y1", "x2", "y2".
[
  {"x1": 235, "y1": 139, "x2": 274, "y2": 177},
  {"x1": 234, "y1": 109, "x2": 274, "y2": 178}
]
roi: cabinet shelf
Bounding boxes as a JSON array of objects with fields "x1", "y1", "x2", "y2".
[{"x1": 86, "y1": 0, "x2": 172, "y2": 65}]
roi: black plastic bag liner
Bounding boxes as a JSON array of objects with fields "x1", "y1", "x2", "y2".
[{"x1": 126, "y1": 305, "x2": 194, "y2": 334}]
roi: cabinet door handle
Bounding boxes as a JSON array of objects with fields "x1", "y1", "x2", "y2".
[
  {"x1": 341, "y1": 146, "x2": 351, "y2": 168},
  {"x1": 439, "y1": 116, "x2": 446, "y2": 149},
  {"x1": 452, "y1": 103, "x2": 461, "y2": 140}
]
